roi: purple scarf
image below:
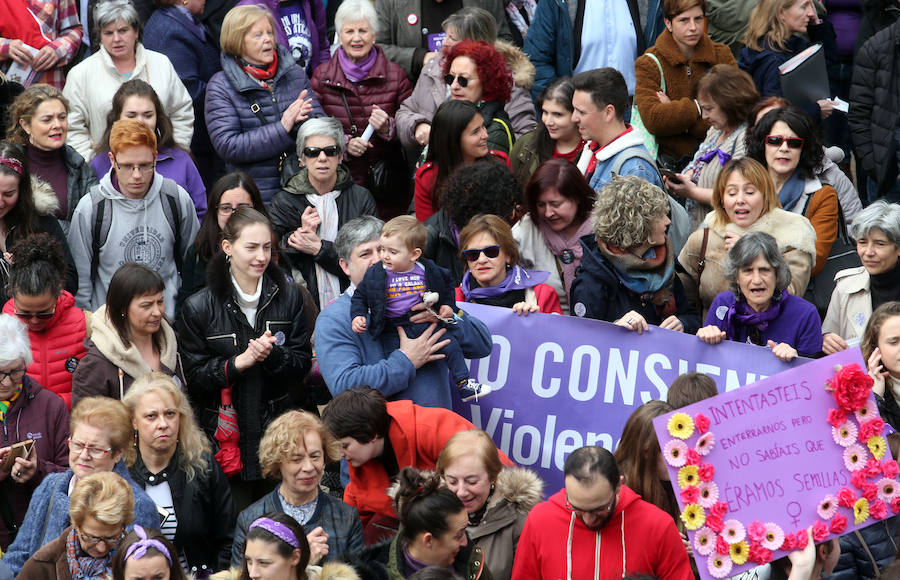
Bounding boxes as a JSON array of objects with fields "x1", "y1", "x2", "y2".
[
  {"x1": 460, "y1": 265, "x2": 550, "y2": 300},
  {"x1": 337, "y1": 46, "x2": 377, "y2": 83},
  {"x1": 724, "y1": 289, "x2": 788, "y2": 343},
  {"x1": 536, "y1": 217, "x2": 594, "y2": 297}
]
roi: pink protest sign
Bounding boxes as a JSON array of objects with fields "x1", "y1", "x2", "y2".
[{"x1": 653, "y1": 349, "x2": 900, "y2": 580}]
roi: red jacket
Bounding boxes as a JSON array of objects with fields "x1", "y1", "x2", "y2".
[
  {"x1": 2, "y1": 291, "x2": 87, "y2": 409},
  {"x1": 512, "y1": 486, "x2": 693, "y2": 580},
  {"x1": 344, "y1": 400, "x2": 511, "y2": 526},
  {"x1": 414, "y1": 150, "x2": 512, "y2": 222},
  {"x1": 455, "y1": 282, "x2": 563, "y2": 314}
]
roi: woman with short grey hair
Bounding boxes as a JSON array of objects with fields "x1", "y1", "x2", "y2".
[
  {"x1": 269, "y1": 118, "x2": 378, "y2": 309},
  {"x1": 62, "y1": 0, "x2": 193, "y2": 161},
  {"x1": 822, "y1": 200, "x2": 900, "y2": 353},
  {"x1": 697, "y1": 231, "x2": 822, "y2": 361}
]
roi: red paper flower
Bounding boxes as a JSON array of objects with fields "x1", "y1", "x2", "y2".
[
  {"x1": 698, "y1": 462, "x2": 715, "y2": 482},
  {"x1": 781, "y1": 533, "x2": 796, "y2": 551},
  {"x1": 830, "y1": 514, "x2": 848, "y2": 534},
  {"x1": 747, "y1": 521, "x2": 766, "y2": 542},
  {"x1": 851, "y1": 470, "x2": 869, "y2": 490},
  {"x1": 891, "y1": 496, "x2": 900, "y2": 514},
  {"x1": 827, "y1": 363, "x2": 874, "y2": 412},
  {"x1": 863, "y1": 483, "x2": 879, "y2": 502},
  {"x1": 695, "y1": 413, "x2": 710, "y2": 434},
  {"x1": 685, "y1": 448, "x2": 702, "y2": 466},
  {"x1": 827, "y1": 408, "x2": 847, "y2": 428},
  {"x1": 715, "y1": 535, "x2": 729, "y2": 555},
  {"x1": 884, "y1": 460, "x2": 900, "y2": 479},
  {"x1": 705, "y1": 514, "x2": 724, "y2": 533},
  {"x1": 680, "y1": 486, "x2": 700, "y2": 504},
  {"x1": 837, "y1": 487, "x2": 857, "y2": 508},
  {"x1": 871, "y1": 499, "x2": 889, "y2": 520},
  {"x1": 865, "y1": 458, "x2": 884, "y2": 478},
  {"x1": 710, "y1": 501, "x2": 728, "y2": 518},
  {"x1": 860, "y1": 417, "x2": 886, "y2": 442},
  {"x1": 811, "y1": 520, "x2": 829, "y2": 542},
  {"x1": 748, "y1": 542, "x2": 773, "y2": 565},
  {"x1": 795, "y1": 529, "x2": 809, "y2": 550}
]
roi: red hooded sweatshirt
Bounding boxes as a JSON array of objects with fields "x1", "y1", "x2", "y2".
[{"x1": 511, "y1": 485, "x2": 693, "y2": 580}]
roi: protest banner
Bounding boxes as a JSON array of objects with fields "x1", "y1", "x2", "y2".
[
  {"x1": 652, "y1": 349, "x2": 897, "y2": 580},
  {"x1": 455, "y1": 303, "x2": 804, "y2": 490}
]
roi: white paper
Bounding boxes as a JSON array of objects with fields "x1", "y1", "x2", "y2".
[
  {"x1": 360, "y1": 124, "x2": 375, "y2": 142},
  {"x1": 5, "y1": 45, "x2": 39, "y2": 87},
  {"x1": 832, "y1": 97, "x2": 849, "y2": 114}
]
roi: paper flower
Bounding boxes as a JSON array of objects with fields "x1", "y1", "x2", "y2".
[
  {"x1": 837, "y1": 487, "x2": 857, "y2": 508},
  {"x1": 781, "y1": 533, "x2": 797, "y2": 552},
  {"x1": 707, "y1": 554, "x2": 732, "y2": 579},
  {"x1": 729, "y1": 541, "x2": 749, "y2": 565},
  {"x1": 883, "y1": 459, "x2": 900, "y2": 479},
  {"x1": 817, "y1": 495, "x2": 838, "y2": 520},
  {"x1": 694, "y1": 527, "x2": 716, "y2": 556},
  {"x1": 664, "y1": 439, "x2": 689, "y2": 467},
  {"x1": 685, "y1": 448, "x2": 702, "y2": 466},
  {"x1": 855, "y1": 497, "x2": 870, "y2": 524},
  {"x1": 668, "y1": 412, "x2": 695, "y2": 439},
  {"x1": 859, "y1": 417, "x2": 886, "y2": 442},
  {"x1": 844, "y1": 444, "x2": 869, "y2": 471},
  {"x1": 715, "y1": 535, "x2": 730, "y2": 555},
  {"x1": 762, "y1": 522, "x2": 785, "y2": 551},
  {"x1": 830, "y1": 514, "x2": 847, "y2": 534},
  {"x1": 678, "y1": 465, "x2": 700, "y2": 489},
  {"x1": 698, "y1": 462, "x2": 715, "y2": 482},
  {"x1": 866, "y1": 457, "x2": 885, "y2": 478},
  {"x1": 709, "y1": 501, "x2": 729, "y2": 518},
  {"x1": 695, "y1": 432, "x2": 715, "y2": 456},
  {"x1": 851, "y1": 469, "x2": 869, "y2": 490},
  {"x1": 695, "y1": 413, "x2": 710, "y2": 434},
  {"x1": 827, "y1": 363, "x2": 874, "y2": 412},
  {"x1": 871, "y1": 499, "x2": 889, "y2": 520},
  {"x1": 832, "y1": 421, "x2": 858, "y2": 447},
  {"x1": 722, "y1": 520, "x2": 746, "y2": 544},
  {"x1": 680, "y1": 503, "x2": 705, "y2": 530},
  {"x1": 891, "y1": 496, "x2": 900, "y2": 514},
  {"x1": 811, "y1": 520, "x2": 829, "y2": 542},
  {"x1": 826, "y1": 408, "x2": 847, "y2": 428},
  {"x1": 855, "y1": 399, "x2": 878, "y2": 423},
  {"x1": 795, "y1": 529, "x2": 808, "y2": 550},
  {"x1": 748, "y1": 542, "x2": 773, "y2": 565},
  {"x1": 863, "y1": 483, "x2": 878, "y2": 502},
  {"x1": 868, "y1": 436, "x2": 887, "y2": 461},
  {"x1": 747, "y1": 521, "x2": 766, "y2": 543},
  {"x1": 680, "y1": 486, "x2": 700, "y2": 504},
  {"x1": 697, "y1": 481, "x2": 719, "y2": 508},
  {"x1": 705, "y1": 514, "x2": 724, "y2": 533}
]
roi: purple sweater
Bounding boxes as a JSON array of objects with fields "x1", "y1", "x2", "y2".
[
  {"x1": 704, "y1": 291, "x2": 823, "y2": 356},
  {"x1": 234, "y1": 0, "x2": 329, "y2": 75}
]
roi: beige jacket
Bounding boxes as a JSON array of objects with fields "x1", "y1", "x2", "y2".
[
  {"x1": 512, "y1": 214, "x2": 568, "y2": 314},
  {"x1": 822, "y1": 266, "x2": 871, "y2": 341}
]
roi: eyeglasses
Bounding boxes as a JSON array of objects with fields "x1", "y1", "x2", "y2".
[
  {"x1": 462, "y1": 245, "x2": 501, "y2": 262},
  {"x1": 764, "y1": 135, "x2": 804, "y2": 149},
  {"x1": 565, "y1": 494, "x2": 616, "y2": 517},
  {"x1": 0, "y1": 368, "x2": 25, "y2": 382},
  {"x1": 114, "y1": 161, "x2": 155, "y2": 175},
  {"x1": 77, "y1": 529, "x2": 124, "y2": 547},
  {"x1": 216, "y1": 202, "x2": 252, "y2": 216},
  {"x1": 68, "y1": 438, "x2": 113, "y2": 459},
  {"x1": 302, "y1": 145, "x2": 340, "y2": 158},
  {"x1": 444, "y1": 73, "x2": 470, "y2": 88},
  {"x1": 13, "y1": 308, "x2": 55, "y2": 320}
]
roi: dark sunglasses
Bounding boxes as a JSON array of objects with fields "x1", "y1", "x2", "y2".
[
  {"x1": 765, "y1": 135, "x2": 804, "y2": 149},
  {"x1": 302, "y1": 145, "x2": 340, "y2": 158},
  {"x1": 14, "y1": 309, "x2": 55, "y2": 320},
  {"x1": 444, "y1": 73, "x2": 470, "y2": 88},
  {"x1": 462, "y1": 245, "x2": 501, "y2": 262}
]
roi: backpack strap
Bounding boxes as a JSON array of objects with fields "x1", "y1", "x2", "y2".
[
  {"x1": 492, "y1": 116, "x2": 514, "y2": 152},
  {"x1": 610, "y1": 145, "x2": 660, "y2": 177},
  {"x1": 90, "y1": 189, "x2": 111, "y2": 286},
  {"x1": 159, "y1": 179, "x2": 184, "y2": 274}
]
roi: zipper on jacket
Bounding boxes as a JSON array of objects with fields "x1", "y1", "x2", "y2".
[
  {"x1": 686, "y1": 64, "x2": 692, "y2": 79},
  {"x1": 207, "y1": 332, "x2": 238, "y2": 347}
]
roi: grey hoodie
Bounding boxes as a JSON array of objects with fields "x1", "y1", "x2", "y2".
[{"x1": 66, "y1": 171, "x2": 199, "y2": 318}]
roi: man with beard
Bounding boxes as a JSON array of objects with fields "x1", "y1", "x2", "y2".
[{"x1": 511, "y1": 446, "x2": 692, "y2": 580}]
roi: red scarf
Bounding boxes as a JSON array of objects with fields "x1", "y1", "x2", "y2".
[{"x1": 237, "y1": 53, "x2": 279, "y2": 89}]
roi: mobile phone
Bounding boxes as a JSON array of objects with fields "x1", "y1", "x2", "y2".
[
  {"x1": 660, "y1": 170, "x2": 683, "y2": 184},
  {"x1": 1, "y1": 439, "x2": 34, "y2": 472}
]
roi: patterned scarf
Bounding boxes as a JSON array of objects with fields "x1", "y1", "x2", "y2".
[
  {"x1": 537, "y1": 218, "x2": 594, "y2": 300},
  {"x1": 237, "y1": 53, "x2": 279, "y2": 89},
  {"x1": 0, "y1": 387, "x2": 21, "y2": 422},
  {"x1": 66, "y1": 527, "x2": 114, "y2": 580}
]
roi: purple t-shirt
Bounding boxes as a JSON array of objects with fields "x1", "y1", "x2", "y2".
[
  {"x1": 385, "y1": 263, "x2": 427, "y2": 318},
  {"x1": 278, "y1": 0, "x2": 313, "y2": 71}
]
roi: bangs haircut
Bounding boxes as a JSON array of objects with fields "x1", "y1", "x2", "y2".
[{"x1": 381, "y1": 215, "x2": 427, "y2": 253}]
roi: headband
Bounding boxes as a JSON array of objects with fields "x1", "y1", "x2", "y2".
[
  {"x1": 124, "y1": 525, "x2": 173, "y2": 565},
  {"x1": 249, "y1": 517, "x2": 300, "y2": 548},
  {"x1": 0, "y1": 158, "x2": 23, "y2": 175}
]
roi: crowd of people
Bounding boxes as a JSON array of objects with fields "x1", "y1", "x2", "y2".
[{"x1": 1, "y1": 0, "x2": 900, "y2": 577}]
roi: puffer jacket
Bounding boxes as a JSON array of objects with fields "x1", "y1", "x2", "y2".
[
  {"x1": 311, "y1": 46, "x2": 412, "y2": 187},
  {"x1": 230, "y1": 485, "x2": 364, "y2": 568},
  {"x1": 268, "y1": 165, "x2": 377, "y2": 309},
  {"x1": 1, "y1": 291, "x2": 87, "y2": 409},
  {"x1": 176, "y1": 254, "x2": 312, "y2": 481},
  {"x1": 205, "y1": 44, "x2": 325, "y2": 201},
  {"x1": 849, "y1": 18, "x2": 900, "y2": 196},
  {"x1": 128, "y1": 450, "x2": 236, "y2": 574},
  {"x1": 826, "y1": 517, "x2": 900, "y2": 580}
]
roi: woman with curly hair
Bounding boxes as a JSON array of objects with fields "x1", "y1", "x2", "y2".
[
  {"x1": 123, "y1": 372, "x2": 236, "y2": 575},
  {"x1": 570, "y1": 174, "x2": 700, "y2": 334}
]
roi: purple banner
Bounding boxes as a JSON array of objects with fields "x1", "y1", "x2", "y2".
[
  {"x1": 454, "y1": 303, "x2": 805, "y2": 491},
  {"x1": 651, "y1": 349, "x2": 897, "y2": 580}
]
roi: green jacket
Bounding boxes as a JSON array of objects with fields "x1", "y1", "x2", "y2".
[{"x1": 385, "y1": 533, "x2": 492, "y2": 580}]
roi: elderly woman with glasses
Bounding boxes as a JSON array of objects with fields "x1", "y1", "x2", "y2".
[
  {"x1": 2, "y1": 396, "x2": 159, "y2": 576},
  {"x1": 18, "y1": 472, "x2": 134, "y2": 580},
  {"x1": 269, "y1": 117, "x2": 377, "y2": 310}
]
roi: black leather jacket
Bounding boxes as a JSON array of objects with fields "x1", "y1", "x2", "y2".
[{"x1": 177, "y1": 254, "x2": 312, "y2": 480}]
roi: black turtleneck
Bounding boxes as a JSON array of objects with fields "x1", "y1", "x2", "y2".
[{"x1": 870, "y1": 258, "x2": 900, "y2": 311}]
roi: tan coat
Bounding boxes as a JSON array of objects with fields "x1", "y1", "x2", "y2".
[
  {"x1": 17, "y1": 528, "x2": 72, "y2": 580},
  {"x1": 822, "y1": 267, "x2": 871, "y2": 341},
  {"x1": 678, "y1": 208, "x2": 817, "y2": 315}
]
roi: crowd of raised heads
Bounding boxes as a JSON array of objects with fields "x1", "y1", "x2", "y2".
[{"x1": 1, "y1": 0, "x2": 900, "y2": 578}]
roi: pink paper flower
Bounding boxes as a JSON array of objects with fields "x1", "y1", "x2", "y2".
[
  {"x1": 866, "y1": 458, "x2": 884, "y2": 478},
  {"x1": 685, "y1": 448, "x2": 702, "y2": 466},
  {"x1": 827, "y1": 407, "x2": 847, "y2": 428},
  {"x1": 859, "y1": 417, "x2": 886, "y2": 442},
  {"x1": 832, "y1": 421, "x2": 858, "y2": 447},
  {"x1": 811, "y1": 520, "x2": 829, "y2": 542},
  {"x1": 830, "y1": 514, "x2": 847, "y2": 534},
  {"x1": 709, "y1": 501, "x2": 728, "y2": 518},
  {"x1": 695, "y1": 432, "x2": 715, "y2": 456},
  {"x1": 817, "y1": 495, "x2": 838, "y2": 520},
  {"x1": 884, "y1": 460, "x2": 900, "y2": 479},
  {"x1": 707, "y1": 554, "x2": 732, "y2": 579},
  {"x1": 871, "y1": 499, "x2": 889, "y2": 520},
  {"x1": 680, "y1": 485, "x2": 700, "y2": 504},
  {"x1": 891, "y1": 496, "x2": 900, "y2": 514},
  {"x1": 748, "y1": 542, "x2": 773, "y2": 565},
  {"x1": 781, "y1": 533, "x2": 796, "y2": 552},
  {"x1": 698, "y1": 462, "x2": 715, "y2": 482},
  {"x1": 851, "y1": 469, "x2": 869, "y2": 490},
  {"x1": 747, "y1": 521, "x2": 766, "y2": 543},
  {"x1": 663, "y1": 439, "x2": 688, "y2": 467},
  {"x1": 695, "y1": 413, "x2": 710, "y2": 434},
  {"x1": 837, "y1": 487, "x2": 857, "y2": 508},
  {"x1": 697, "y1": 481, "x2": 719, "y2": 508},
  {"x1": 827, "y1": 363, "x2": 874, "y2": 412},
  {"x1": 855, "y1": 399, "x2": 878, "y2": 423},
  {"x1": 715, "y1": 535, "x2": 730, "y2": 555},
  {"x1": 863, "y1": 483, "x2": 879, "y2": 502},
  {"x1": 795, "y1": 529, "x2": 809, "y2": 550},
  {"x1": 705, "y1": 514, "x2": 724, "y2": 533},
  {"x1": 694, "y1": 527, "x2": 716, "y2": 556},
  {"x1": 877, "y1": 478, "x2": 899, "y2": 502},
  {"x1": 844, "y1": 444, "x2": 869, "y2": 471},
  {"x1": 762, "y1": 522, "x2": 785, "y2": 551},
  {"x1": 722, "y1": 520, "x2": 746, "y2": 544}
]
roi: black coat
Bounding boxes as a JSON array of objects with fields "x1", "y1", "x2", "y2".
[
  {"x1": 61, "y1": 145, "x2": 98, "y2": 224},
  {"x1": 826, "y1": 516, "x2": 900, "y2": 580},
  {"x1": 177, "y1": 254, "x2": 312, "y2": 481},
  {"x1": 423, "y1": 210, "x2": 465, "y2": 284},
  {"x1": 129, "y1": 450, "x2": 236, "y2": 574}
]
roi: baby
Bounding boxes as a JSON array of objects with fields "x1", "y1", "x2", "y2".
[{"x1": 351, "y1": 216, "x2": 490, "y2": 401}]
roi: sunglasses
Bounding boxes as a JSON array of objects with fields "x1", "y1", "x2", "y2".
[
  {"x1": 14, "y1": 309, "x2": 55, "y2": 320},
  {"x1": 764, "y1": 135, "x2": 804, "y2": 149},
  {"x1": 462, "y1": 245, "x2": 501, "y2": 262},
  {"x1": 302, "y1": 145, "x2": 340, "y2": 158},
  {"x1": 444, "y1": 73, "x2": 470, "y2": 88}
]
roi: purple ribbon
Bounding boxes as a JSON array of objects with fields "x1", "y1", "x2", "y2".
[
  {"x1": 696, "y1": 148, "x2": 732, "y2": 167},
  {"x1": 124, "y1": 526, "x2": 172, "y2": 565},
  {"x1": 249, "y1": 517, "x2": 300, "y2": 548}
]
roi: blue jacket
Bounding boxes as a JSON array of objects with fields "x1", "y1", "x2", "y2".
[
  {"x1": 314, "y1": 290, "x2": 493, "y2": 409},
  {"x1": 230, "y1": 486, "x2": 364, "y2": 568},
  {"x1": 144, "y1": 5, "x2": 221, "y2": 156},
  {"x1": 1, "y1": 462, "x2": 161, "y2": 575},
  {"x1": 205, "y1": 44, "x2": 325, "y2": 201}
]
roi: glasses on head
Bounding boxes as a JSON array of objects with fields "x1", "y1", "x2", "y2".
[
  {"x1": 114, "y1": 161, "x2": 155, "y2": 175},
  {"x1": 302, "y1": 145, "x2": 340, "y2": 158},
  {"x1": 0, "y1": 368, "x2": 26, "y2": 383},
  {"x1": 462, "y1": 245, "x2": 501, "y2": 262},
  {"x1": 77, "y1": 529, "x2": 124, "y2": 547},
  {"x1": 216, "y1": 202, "x2": 252, "y2": 216},
  {"x1": 14, "y1": 308, "x2": 55, "y2": 321},
  {"x1": 565, "y1": 494, "x2": 616, "y2": 517},
  {"x1": 764, "y1": 135, "x2": 804, "y2": 149},
  {"x1": 444, "y1": 73, "x2": 470, "y2": 88},
  {"x1": 68, "y1": 438, "x2": 113, "y2": 460}
]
